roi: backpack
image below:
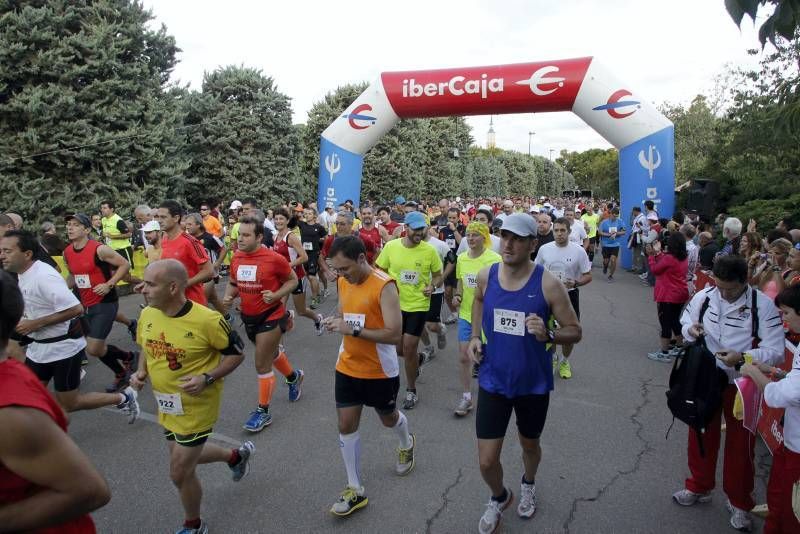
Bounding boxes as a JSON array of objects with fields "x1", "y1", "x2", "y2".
[{"x1": 665, "y1": 288, "x2": 759, "y2": 456}]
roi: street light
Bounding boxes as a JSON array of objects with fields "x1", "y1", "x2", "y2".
[{"x1": 528, "y1": 131, "x2": 535, "y2": 156}]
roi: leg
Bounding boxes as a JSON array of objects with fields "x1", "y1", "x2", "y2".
[
  {"x1": 168, "y1": 442, "x2": 205, "y2": 522},
  {"x1": 254, "y1": 327, "x2": 282, "y2": 411},
  {"x1": 402, "y1": 333, "x2": 421, "y2": 390},
  {"x1": 685, "y1": 397, "x2": 723, "y2": 494},
  {"x1": 476, "y1": 387, "x2": 513, "y2": 498},
  {"x1": 721, "y1": 386, "x2": 756, "y2": 511},
  {"x1": 337, "y1": 405, "x2": 364, "y2": 489},
  {"x1": 293, "y1": 291, "x2": 318, "y2": 322},
  {"x1": 55, "y1": 390, "x2": 125, "y2": 412},
  {"x1": 608, "y1": 253, "x2": 618, "y2": 277},
  {"x1": 458, "y1": 341, "x2": 472, "y2": 393},
  {"x1": 478, "y1": 439, "x2": 506, "y2": 498},
  {"x1": 518, "y1": 435, "x2": 542, "y2": 484},
  {"x1": 196, "y1": 442, "x2": 234, "y2": 465},
  {"x1": 115, "y1": 311, "x2": 131, "y2": 327}
]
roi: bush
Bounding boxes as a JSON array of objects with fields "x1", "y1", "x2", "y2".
[{"x1": 727, "y1": 193, "x2": 800, "y2": 230}]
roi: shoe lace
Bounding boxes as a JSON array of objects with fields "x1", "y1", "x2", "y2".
[
  {"x1": 481, "y1": 499, "x2": 502, "y2": 523},
  {"x1": 520, "y1": 484, "x2": 535, "y2": 506}
]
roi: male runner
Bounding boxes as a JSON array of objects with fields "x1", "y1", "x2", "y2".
[
  {"x1": 534, "y1": 217, "x2": 592, "y2": 379},
  {"x1": 299, "y1": 207, "x2": 327, "y2": 308},
  {"x1": 131, "y1": 259, "x2": 253, "y2": 534},
  {"x1": 223, "y1": 215, "x2": 305, "y2": 432},
  {"x1": 157, "y1": 200, "x2": 213, "y2": 305},
  {"x1": 375, "y1": 211, "x2": 443, "y2": 410},
  {"x1": 419, "y1": 223, "x2": 453, "y2": 362},
  {"x1": 63, "y1": 213, "x2": 139, "y2": 392},
  {"x1": 143, "y1": 220, "x2": 163, "y2": 263},
  {"x1": 319, "y1": 211, "x2": 377, "y2": 281},
  {"x1": 322, "y1": 236, "x2": 415, "y2": 516},
  {"x1": 183, "y1": 213, "x2": 227, "y2": 315},
  {"x1": 598, "y1": 207, "x2": 627, "y2": 282},
  {"x1": 439, "y1": 207, "x2": 465, "y2": 324},
  {"x1": 1, "y1": 230, "x2": 139, "y2": 418},
  {"x1": 355, "y1": 206, "x2": 388, "y2": 265},
  {"x1": 581, "y1": 205, "x2": 601, "y2": 263},
  {"x1": 0, "y1": 269, "x2": 112, "y2": 532},
  {"x1": 467, "y1": 213, "x2": 581, "y2": 532},
  {"x1": 564, "y1": 208, "x2": 589, "y2": 250},
  {"x1": 99, "y1": 200, "x2": 133, "y2": 267}
]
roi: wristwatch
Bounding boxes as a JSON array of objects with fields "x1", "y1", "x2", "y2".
[
  {"x1": 352, "y1": 325, "x2": 362, "y2": 338},
  {"x1": 546, "y1": 329, "x2": 556, "y2": 343},
  {"x1": 203, "y1": 373, "x2": 216, "y2": 386}
]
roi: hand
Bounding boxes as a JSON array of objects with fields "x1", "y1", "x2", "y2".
[
  {"x1": 134, "y1": 282, "x2": 146, "y2": 294},
  {"x1": 747, "y1": 218, "x2": 757, "y2": 233},
  {"x1": 467, "y1": 337, "x2": 483, "y2": 364},
  {"x1": 15, "y1": 319, "x2": 41, "y2": 336},
  {"x1": 564, "y1": 279, "x2": 576, "y2": 289},
  {"x1": 452, "y1": 294, "x2": 462, "y2": 308},
  {"x1": 739, "y1": 362, "x2": 766, "y2": 379},
  {"x1": 715, "y1": 350, "x2": 742, "y2": 367},
  {"x1": 92, "y1": 282, "x2": 112, "y2": 296},
  {"x1": 261, "y1": 290, "x2": 276, "y2": 304},
  {"x1": 322, "y1": 316, "x2": 351, "y2": 335},
  {"x1": 326, "y1": 270, "x2": 338, "y2": 282},
  {"x1": 178, "y1": 375, "x2": 206, "y2": 396},
  {"x1": 222, "y1": 295, "x2": 234, "y2": 311},
  {"x1": 688, "y1": 323, "x2": 705, "y2": 338},
  {"x1": 422, "y1": 284, "x2": 433, "y2": 297},
  {"x1": 652, "y1": 241, "x2": 662, "y2": 254},
  {"x1": 130, "y1": 371, "x2": 147, "y2": 391},
  {"x1": 525, "y1": 313, "x2": 548, "y2": 341},
  {"x1": 448, "y1": 222, "x2": 456, "y2": 231}
]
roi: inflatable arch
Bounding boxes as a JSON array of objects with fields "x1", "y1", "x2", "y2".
[{"x1": 317, "y1": 57, "x2": 674, "y2": 267}]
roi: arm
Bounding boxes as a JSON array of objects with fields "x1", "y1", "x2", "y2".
[
  {"x1": 541, "y1": 270, "x2": 582, "y2": 344},
  {"x1": 264, "y1": 269, "x2": 299, "y2": 303},
  {"x1": 467, "y1": 267, "x2": 489, "y2": 363},
  {"x1": 0, "y1": 407, "x2": 110, "y2": 532},
  {"x1": 222, "y1": 281, "x2": 240, "y2": 313},
  {"x1": 187, "y1": 259, "x2": 213, "y2": 287},
  {"x1": 454, "y1": 278, "x2": 463, "y2": 309},
  {"x1": 213, "y1": 242, "x2": 227, "y2": 270},
  {"x1": 325, "y1": 282, "x2": 402, "y2": 345},
  {"x1": 15, "y1": 304, "x2": 83, "y2": 337},
  {"x1": 106, "y1": 219, "x2": 131, "y2": 240},
  {"x1": 95, "y1": 245, "x2": 130, "y2": 291},
  {"x1": 748, "y1": 298, "x2": 788, "y2": 366},
  {"x1": 287, "y1": 233, "x2": 309, "y2": 266},
  {"x1": 680, "y1": 291, "x2": 706, "y2": 341}
]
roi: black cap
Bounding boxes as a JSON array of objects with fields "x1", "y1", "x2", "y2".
[{"x1": 64, "y1": 213, "x2": 91, "y2": 228}]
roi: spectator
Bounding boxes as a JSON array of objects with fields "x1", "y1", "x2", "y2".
[
  {"x1": 680, "y1": 224, "x2": 699, "y2": 293},
  {"x1": 740, "y1": 231, "x2": 766, "y2": 285},
  {"x1": 39, "y1": 222, "x2": 66, "y2": 256},
  {"x1": 697, "y1": 231, "x2": 719, "y2": 270},
  {"x1": 714, "y1": 217, "x2": 742, "y2": 260},
  {"x1": 756, "y1": 238, "x2": 794, "y2": 299},
  {"x1": 646, "y1": 232, "x2": 689, "y2": 363}
]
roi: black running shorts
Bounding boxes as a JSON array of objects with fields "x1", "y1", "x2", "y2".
[
  {"x1": 425, "y1": 293, "x2": 443, "y2": 323},
  {"x1": 601, "y1": 246, "x2": 620, "y2": 259},
  {"x1": 85, "y1": 301, "x2": 118, "y2": 340},
  {"x1": 401, "y1": 310, "x2": 427, "y2": 337},
  {"x1": 335, "y1": 371, "x2": 400, "y2": 415},
  {"x1": 25, "y1": 349, "x2": 84, "y2": 392},
  {"x1": 476, "y1": 387, "x2": 550, "y2": 440}
]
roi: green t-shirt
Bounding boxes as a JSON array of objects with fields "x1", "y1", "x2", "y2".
[
  {"x1": 455, "y1": 248, "x2": 502, "y2": 322},
  {"x1": 375, "y1": 239, "x2": 443, "y2": 312},
  {"x1": 581, "y1": 213, "x2": 600, "y2": 238}
]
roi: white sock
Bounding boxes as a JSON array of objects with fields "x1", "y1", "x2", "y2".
[
  {"x1": 339, "y1": 432, "x2": 361, "y2": 489},
  {"x1": 393, "y1": 411, "x2": 412, "y2": 449},
  {"x1": 463, "y1": 392, "x2": 472, "y2": 401}
]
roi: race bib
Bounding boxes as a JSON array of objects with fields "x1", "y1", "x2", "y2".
[
  {"x1": 609, "y1": 226, "x2": 618, "y2": 234},
  {"x1": 302, "y1": 241, "x2": 313, "y2": 251},
  {"x1": 343, "y1": 313, "x2": 365, "y2": 329},
  {"x1": 154, "y1": 391, "x2": 184, "y2": 416},
  {"x1": 493, "y1": 309, "x2": 525, "y2": 336},
  {"x1": 74, "y1": 274, "x2": 91, "y2": 289},
  {"x1": 237, "y1": 265, "x2": 257, "y2": 282},
  {"x1": 465, "y1": 273, "x2": 478, "y2": 288},
  {"x1": 446, "y1": 238, "x2": 456, "y2": 249},
  {"x1": 399, "y1": 270, "x2": 419, "y2": 285}
]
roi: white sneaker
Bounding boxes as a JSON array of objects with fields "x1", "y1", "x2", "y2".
[
  {"x1": 454, "y1": 396, "x2": 473, "y2": 417},
  {"x1": 517, "y1": 480, "x2": 536, "y2": 518},
  {"x1": 726, "y1": 500, "x2": 752, "y2": 531},
  {"x1": 436, "y1": 324, "x2": 447, "y2": 350},
  {"x1": 478, "y1": 488, "x2": 513, "y2": 534},
  {"x1": 672, "y1": 488, "x2": 712, "y2": 506}
]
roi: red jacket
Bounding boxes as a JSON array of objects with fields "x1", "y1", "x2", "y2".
[{"x1": 648, "y1": 253, "x2": 689, "y2": 303}]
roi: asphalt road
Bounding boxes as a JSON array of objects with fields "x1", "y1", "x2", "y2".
[{"x1": 69, "y1": 266, "x2": 771, "y2": 534}]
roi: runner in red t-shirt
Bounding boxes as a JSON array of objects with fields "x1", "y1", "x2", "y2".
[
  {"x1": 319, "y1": 211, "x2": 377, "y2": 282},
  {"x1": 0, "y1": 270, "x2": 110, "y2": 533},
  {"x1": 224, "y1": 215, "x2": 304, "y2": 433},
  {"x1": 156, "y1": 200, "x2": 213, "y2": 305}
]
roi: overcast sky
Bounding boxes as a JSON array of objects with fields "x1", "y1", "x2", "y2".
[{"x1": 143, "y1": 0, "x2": 769, "y2": 157}]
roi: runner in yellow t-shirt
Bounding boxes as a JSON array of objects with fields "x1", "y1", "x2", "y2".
[
  {"x1": 581, "y1": 208, "x2": 601, "y2": 264},
  {"x1": 453, "y1": 222, "x2": 501, "y2": 416},
  {"x1": 130, "y1": 259, "x2": 253, "y2": 534},
  {"x1": 374, "y1": 211, "x2": 442, "y2": 410}
]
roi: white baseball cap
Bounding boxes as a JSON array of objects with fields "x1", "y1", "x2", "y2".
[
  {"x1": 142, "y1": 220, "x2": 160, "y2": 232},
  {"x1": 229, "y1": 200, "x2": 243, "y2": 210},
  {"x1": 500, "y1": 213, "x2": 537, "y2": 237}
]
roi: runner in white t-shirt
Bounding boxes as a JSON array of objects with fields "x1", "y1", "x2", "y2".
[
  {"x1": 419, "y1": 232, "x2": 453, "y2": 362},
  {"x1": 534, "y1": 217, "x2": 592, "y2": 379},
  {"x1": 564, "y1": 207, "x2": 588, "y2": 250}
]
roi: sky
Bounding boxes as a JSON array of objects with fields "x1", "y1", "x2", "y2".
[{"x1": 142, "y1": 0, "x2": 770, "y2": 158}]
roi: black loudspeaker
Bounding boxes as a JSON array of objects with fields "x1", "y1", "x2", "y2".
[{"x1": 685, "y1": 179, "x2": 719, "y2": 220}]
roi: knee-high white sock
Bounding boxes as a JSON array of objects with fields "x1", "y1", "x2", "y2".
[
  {"x1": 392, "y1": 411, "x2": 412, "y2": 449},
  {"x1": 339, "y1": 432, "x2": 361, "y2": 489}
]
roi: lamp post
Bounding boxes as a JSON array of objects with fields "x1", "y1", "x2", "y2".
[
  {"x1": 548, "y1": 149, "x2": 555, "y2": 195},
  {"x1": 528, "y1": 131, "x2": 535, "y2": 156}
]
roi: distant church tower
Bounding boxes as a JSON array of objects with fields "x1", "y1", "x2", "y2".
[{"x1": 487, "y1": 116, "x2": 496, "y2": 150}]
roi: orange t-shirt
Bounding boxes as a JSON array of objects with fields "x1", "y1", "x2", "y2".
[
  {"x1": 336, "y1": 268, "x2": 399, "y2": 379},
  {"x1": 203, "y1": 215, "x2": 223, "y2": 238}
]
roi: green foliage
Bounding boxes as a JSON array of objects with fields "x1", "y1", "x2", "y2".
[
  {"x1": 0, "y1": 0, "x2": 188, "y2": 223},
  {"x1": 727, "y1": 192, "x2": 800, "y2": 229},
  {"x1": 660, "y1": 96, "x2": 720, "y2": 186},
  {"x1": 181, "y1": 65, "x2": 303, "y2": 209},
  {"x1": 726, "y1": 0, "x2": 800, "y2": 46},
  {"x1": 556, "y1": 148, "x2": 617, "y2": 197}
]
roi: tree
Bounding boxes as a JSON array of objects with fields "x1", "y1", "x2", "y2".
[
  {"x1": 557, "y1": 148, "x2": 617, "y2": 197},
  {"x1": 0, "y1": 0, "x2": 188, "y2": 223},
  {"x1": 181, "y1": 65, "x2": 303, "y2": 209},
  {"x1": 727, "y1": 0, "x2": 800, "y2": 46},
  {"x1": 660, "y1": 95, "x2": 720, "y2": 186}
]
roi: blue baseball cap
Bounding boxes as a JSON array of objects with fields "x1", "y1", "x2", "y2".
[
  {"x1": 404, "y1": 211, "x2": 428, "y2": 230},
  {"x1": 394, "y1": 195, "x2": 406, "y2": 205}
]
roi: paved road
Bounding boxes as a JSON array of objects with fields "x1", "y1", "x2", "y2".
[{"x1": 69, "y1": 267, "x2": 771, "y2": 533}]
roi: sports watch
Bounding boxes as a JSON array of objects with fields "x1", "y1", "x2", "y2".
[
  {"x1": 352, "y1": 325, "x2": 362, "y2": 338},
  {"x1": 203, "y1": 373, "x2": 216, "y2": 386}
]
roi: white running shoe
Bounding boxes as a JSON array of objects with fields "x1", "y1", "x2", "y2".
[
  {"x1": 517, "y1": 480, "x2": 536, "y2": 518},
  {"x1": 478, "y1": 488, "x2": 513, "y2": 534}
]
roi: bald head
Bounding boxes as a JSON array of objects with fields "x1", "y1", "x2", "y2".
[
  {"x1": 6, "y1": 213, "x2": 22, "y2": 229},
  {"x1": 790, "y1": 228, "x2": 800, "y2": 245},
  {"x1": 148, "y1": 259, "x2": 188, "y2": 288},
  {"x1": 698, "y1": 232, "x2": 713, "y2": 246}
]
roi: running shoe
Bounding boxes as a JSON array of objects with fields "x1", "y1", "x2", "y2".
[
  {"x1": 81, "y1": 352, "x2": 89, "y2": 366},
  {"x1": 396, "y1": 433, "x2": 415, "y2": 475},
  {"x1": 243, "y1": 407, "x2": 272, "y2": 432},
  {"x1": 454, "y1": 396, "x2": 473, "y2": 417},
  {"x1": 672, "y1": 489, "x2": 712, "y2": 506},
  {"x1": 517, "y1": 479, "x2": 537, "y2": 518},
  {"x1": 602, "y1": 265, "x2": 608, "y2": 275},
  {"x1": 287, "y1": 369, "x2": 304, "y2": 402},
  {"x1": 330, "y1": 486, "x2": 368, "y2": 516},
  {"x1": 127, "y1": 319, "x2": 138, "y2": 343},
  {"x1": 418, "y1": 346, "x2": 435, "y2": 366},
  {"x1": 436, "y1": 324, "x2": 447, "y2": 350},
  {"x1": 402, "y1": 390, "x2": 418, "y2": 410},
  {"x1": 558, "y1": 359, "x2": 572, "y2": 379},
  {"x1": 230, "y1": 441, "x2": 255, "y2": 482},
  {"x1": 444, "y1": 314, "x2": 458, "y2": 325},
  {"x1": 726, "y1": 499, "x2": 753, "y2": 531},
  {"x1": 607, "y1": 275, "x2": 614, "y2": 283},
  {"x1": 118, "y1": 386, "x2": 140, "y2": 424},
  {"x1": 175, "y1": 521, "x2": 208, "y2": 534},
  {"x1": 478, "y1": 488, "x2": 513, "y2": 534},
  {"x1": 105, "y1": 370, "x2": 131, "y2": 393},
  {"x1": 315, "y1": 314, "x2": 324, "y2": 336},
  {"x1": 647, "y1": 351, "x2": 674, "y2": 363},
  {"x1": 309, "y1": 296, "x2": 319, "y2": 310}
]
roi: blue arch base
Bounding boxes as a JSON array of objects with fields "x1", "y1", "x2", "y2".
[
  {"x1": 317, "y1": 138, "x2": 364, "y2": 210},
  {"x1": 618, "y1": 126, "x2": 675, "y2": 269}
]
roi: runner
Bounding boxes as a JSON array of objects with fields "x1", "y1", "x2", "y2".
[
  {"x1": 0, "y1": 269, "x2": 112, "y2": 532},
  {"x1": 183, "y1": 213, "x2": 228, "y2": 316},
  {"x1": 458, "y1": 207, "x2": 502, "y2": 254},
  {"x1": 418, "y1": 223, "x2": 453, "y2": 363},
  {"x1": 63, "y1": 213, "x2": 139, "y2": 392},
  {"x1": 564, "y1": 207, "x2": 589, "y2": 250},
  {"x1": 99, "y1": 200, "x2": 133, "y2": 269},
  {"x1": 581, "y1": 205, "x2": 600, "y2": 263},
  {"x1": 156, "y1": 200, "x2": 213, "y2": 305},
  {"x1": 439, "y1": 207, "x2": 466, "y2": 324},
  {"x1": 223, "y1": 215, "x2": 305, "y2": 432},
  {"x1": 298, "y1": 206, "x2": 327, "y2": 309},
  {"x1": 1, "y1": 230, "x2": 139, "y2": 419},
  {"x1": 131, "y1": 259, "x2": 253, "y2": 534},
  {"x1": 321, "y1": 236, "x2": 416, "y2": 516},
  {"x1": 199, "y1": 202, "x2": 223, "y2": 239},
  {"x1": 143, "y1": 220, "x2": 163, "y2": 263},
  {"x1": 377, "y1": 205, "x2": 402, "y2": 240},
  {"x1": 375, "y1": 211, "x2": 443, "y2": 410},
  {"x1": 467, "y1": 213, "x2": 581, "y2": 532},
  {"x1": 355, "y1": 206, "x2": 388, "y2": 265},
  {"x1": 453, "y1": 221, "x2": 500, "y2": 416},
  {"x1": 319, "y1": 211, "x2": 378, "y2": 281},
  {"x1": 534, "y1": 217, "x2": 592, "y2": 379},
  {"x1": 273, "y1": 207, "x2": 324, "y2": 335},
  {"x1": 598, "y1": 207, "x2": 626, "y2": 282}
]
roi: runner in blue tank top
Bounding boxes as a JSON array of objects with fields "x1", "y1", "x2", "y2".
[{"x1": 467, "y1": 213, "x2": 582, "y2": 533}]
